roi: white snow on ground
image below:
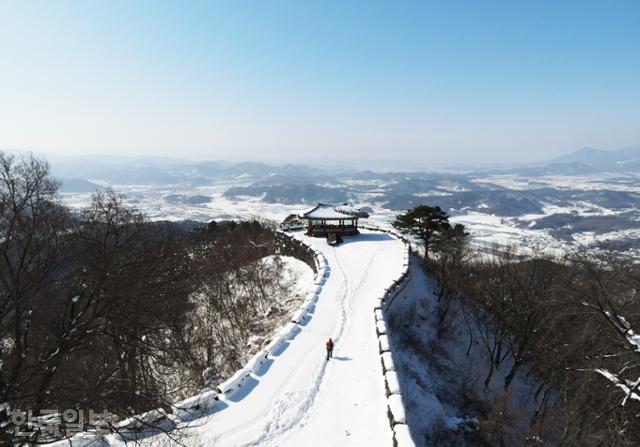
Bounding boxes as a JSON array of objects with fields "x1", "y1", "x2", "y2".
[
  {"x1": 449, "y1": 212, "x2": 565, "y2": 256},
  {"x1": 234, "y1": 255, "x2": 315, "y2": 363},
  {"x1": 182, "y1": 230, "x2": 404, "y2": 446},
  {"x1": 60, "y1": 181, "x2": 306, "y2": 224},
  {"x1": 386, "y1": 258, "x2": 555, "y2": 445},
  {"x1": 58, "y1": 174, "x2": 640, "y2": 261},
  {"x1": 61, "y1": 229, "x2": 405, "y2": 447},
  {"x1": 275, "y1": 232, "x2": 404, "y2": 447},
  {"x1": 472, "y1": 173, "x2": 640, "y2": 193},
  {"x1": 383, "y1": 261, "x2": 454, "y2": 441},
  {"x1": 572, "y1": 228, "x2": 640, "y2": 246},
  {"x1": 192, "y1": 230, "x2": 404, "y2": 446},
  {"x1": 265, "y1": 255, "x2": 315, "y2": 297}
]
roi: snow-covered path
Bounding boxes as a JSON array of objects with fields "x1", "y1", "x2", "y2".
[{"x1": 194, "y1": 230, "x2": 405, "y2": 446}]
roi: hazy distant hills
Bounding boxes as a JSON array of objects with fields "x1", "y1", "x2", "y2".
[
  {"x1": 43, "y1": 146, "x2": 640, "y2": 189},
  {"x1": 54, "y1": 177, "x2": 105, "y2": 193},
  {"x1": 28, "y1": 148, "x2": 640, "y2": 252},
  {"x1": 510, "y1": 147, "x2": 640, "y2": 176},
  {"x1": 49, "y1": 158, "x2": 183, "y2": 185},
  {"x1": 218, "y1": 147, "x2": 640, "y2": 220},
  {"x1": 47, "y1": 156, "x2": 325, "y2": 186},
  {"x1": 551, "y1": 147, "x2": 640, "y2": 166},
  {"x1": 225, "y1": 183, "x2": 351, "y2": 205},
  {"x1": 174, "y1": 161, "x2": 322, "y2": 180},
  {"x1": 40, "y1": 148, "x2": 640, "y2": 224}
]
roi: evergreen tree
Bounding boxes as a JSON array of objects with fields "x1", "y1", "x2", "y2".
[{"x1": 392, "y1": 205, "x2": 451, "y2": 258}]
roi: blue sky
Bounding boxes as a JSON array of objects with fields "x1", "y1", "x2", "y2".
[{"x1": 0, "y1": 0, "x2": 638, "y2": 165}]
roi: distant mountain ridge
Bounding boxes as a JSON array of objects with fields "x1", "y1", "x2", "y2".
[
  {"x1": 551, "y1": 146, "x2": 640, "y2": 164},
  {"x1": 498, "y1": 147, "x2": 640, "y2": 176},
  {"x1": 12, "y1": 146, "x2": 640, "y2": 183},
  {"x1": 547, "y1": 147, "x2": 640, "y2": 172},
  {"x1": 54, "y1": 177, "x2": 105, "y2": 193},
  {"x1": 46, "y1": 156, "x2": 326, "y2": 186}
]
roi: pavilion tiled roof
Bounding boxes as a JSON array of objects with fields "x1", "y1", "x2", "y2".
[{"x1": 299, "y1": 203, "x2": 369, "y2": 220}]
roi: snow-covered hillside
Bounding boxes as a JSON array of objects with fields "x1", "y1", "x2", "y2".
[
  {"x1": 190, "y1": 230, "x2": 405, "y2": 446},
  {"x1": 51, "y1": 230, "x2": 407, "y2": 447}
]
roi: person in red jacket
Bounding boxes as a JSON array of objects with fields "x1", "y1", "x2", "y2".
[{"x1": 325, "y1": 338, "x2": 334, "y2": 360}]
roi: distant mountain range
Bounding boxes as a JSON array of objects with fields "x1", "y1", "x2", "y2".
[
  {"x1": 509, "y1": 147, "x2": 640, "y2": 176},
  {"x1": 45, "y1": 155, "x2": 326, "y2": 186},
  {"x1": 551, "y1": 146, "x2": 640, "y2": 166},
  {"x1": 9, "y1": 147, "x2": 638, "y2": 254},
  {"x1": 9, "y1": 147, "x2": 640, "y2": 220},
  {"x1": 7, "y1": 146, "x2": 638, "y2": 187},
  {"x1": 54, "y1": 177, "x2": 105, "y2": 193}
]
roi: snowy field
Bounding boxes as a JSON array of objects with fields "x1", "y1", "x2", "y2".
[
  {"x1": 60, "y1": 186, "x2": 552, "y2": 256},
  {"x1": 59, "y1": 182, "x2": 304, "y2": 224},
  {"x1": 473, "y1": 173, "x2": 640, "y2": 193},
  {"x1": 60, "y1": 179, "x2": 640, "y2": 258}
]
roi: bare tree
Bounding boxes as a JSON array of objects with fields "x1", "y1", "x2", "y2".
[
  {"x1": 430, "y1": 223, "x2": 472, "y2": 326},
  {"x1": 0, "y1": 153, "x2": 69, "y2": 420}
]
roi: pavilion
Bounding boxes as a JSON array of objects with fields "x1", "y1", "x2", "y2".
[{"x1": 299, "y1": 203, "x2": 369, "y2": 239}]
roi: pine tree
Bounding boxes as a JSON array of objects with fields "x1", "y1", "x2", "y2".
[{"x1": 392, "y1": 205, "x2": 451, "y2": 259}]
